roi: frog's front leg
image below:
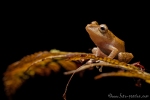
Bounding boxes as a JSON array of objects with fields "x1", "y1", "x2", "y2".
[
  {"x1": 93, "y1": 45, "x2": 120, "y2": 72},
  {"x1": 118, "y1": 52, "x2": 134, "y2": 63},
  {"x1": 86, "y1": 47, "x2": 107, "y2": 64},
  {"x1": 107, "y1": 45, "x2": 119, "y2": 59},
  {"x1": 86, "y1": 47, "x2": 108, "y2": 72},
  {"x1": 92, "y1": 47, "x2": 108, "y2": 57},
  {"x1": 108, "y1": 45, "x2": 134, "y2": 63}
]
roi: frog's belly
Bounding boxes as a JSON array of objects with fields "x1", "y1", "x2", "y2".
[{"x1": 101, "y1": 48, "x2": 111, "y2": 56}]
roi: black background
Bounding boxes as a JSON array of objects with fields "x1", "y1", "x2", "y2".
[{"x1": 1, "y1": 1, "x2": 150, "y2": 100}]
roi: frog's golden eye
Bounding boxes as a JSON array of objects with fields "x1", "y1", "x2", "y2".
[{"x1": 99, "y1": 24, "x2": 108, "y2": 33}]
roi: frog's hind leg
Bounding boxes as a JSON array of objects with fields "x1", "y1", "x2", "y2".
[{"x1": 118, "y1": 52, "x2": 134, "y2": 63}]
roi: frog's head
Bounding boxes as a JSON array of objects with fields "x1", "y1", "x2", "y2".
[{"x1": 85, "y1": 21, "x2": 112, "y2": 45}]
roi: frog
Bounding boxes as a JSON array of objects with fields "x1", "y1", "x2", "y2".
[{"x1": 85, "y1": 21, "x2": 134, "y2": 71}]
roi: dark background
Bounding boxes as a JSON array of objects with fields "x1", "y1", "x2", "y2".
[{"x1": 1, "y1": 1, "x2": 150, "y2": 100}]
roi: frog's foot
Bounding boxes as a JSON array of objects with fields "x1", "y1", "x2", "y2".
[
  {"x1": 86, "y1": 59, "x2": 104, "y2": 72},
  {"x1": 118, "y1": 52, "x2": 134, "y2": 63},
  {"x1": 86, "y1": 59, "x2": 97, "y2": 64},
  {"x1": 91, "y1": 60, "x2": 102, "y2": 72},
  {"x1": 98, "y1": 66, "x2": 103, "y2": 72},
  {"x1": 92, "y1": 60, "x2": 103, "y2": 72}
]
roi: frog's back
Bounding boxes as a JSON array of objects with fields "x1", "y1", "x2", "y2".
[
  {"x1": 112, "y1": 36, "x2": 125, "y2": 52},
  {"x1": 107, "y1": 30, "x2": 125, "y2": 52}
]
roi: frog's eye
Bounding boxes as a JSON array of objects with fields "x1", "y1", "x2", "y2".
[{"x1": 99, "y1": 24, "x2": 108, "y2": 33}]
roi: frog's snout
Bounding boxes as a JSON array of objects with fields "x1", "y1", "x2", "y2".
[
  {"x1": 85, "y1": 21, "x2": 100, "y2": 33},
  {"x1": 85, "y1": 24, "x2": 97, "y2": 34},
  {"x1": 85, "y1": 24, "x2": 98, "y2": 30},
  {"x1": 85, "y1": 24, "x2": 91, "y2": 31}
]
